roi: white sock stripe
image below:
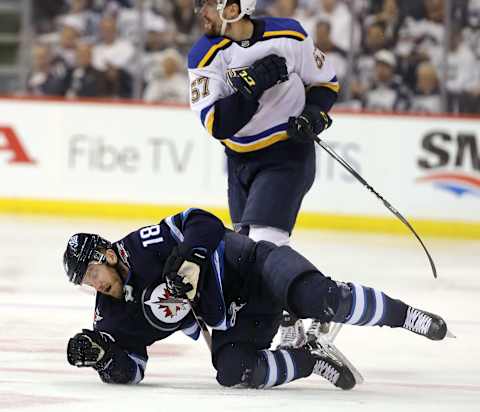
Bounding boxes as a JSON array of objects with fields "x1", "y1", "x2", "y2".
[
  {"x1": 262, "y1": 350, "x2": 278, "y2": 388},
  {"x1": 127, "y1": 354, "x2": 147, "y2": 384},
  {"x1": 345, "y1": 283, "x2": 365, "y2": 325},
  {"x1": 365, "y1": 290, "x2": 384, "y2": 326},
  {"x1": 279, "y1": 350, "x2": 295, "y2": 383}
]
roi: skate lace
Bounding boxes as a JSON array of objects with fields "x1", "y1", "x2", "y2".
[
  {"x1": 313, "y1": 360, "x2": 340, "y2": 385},
  {"x1": 403, "y1": 307, "x2": 432, "y2": 335}
]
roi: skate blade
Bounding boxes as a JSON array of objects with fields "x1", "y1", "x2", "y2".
[
  {"x1": 317, "y1": 336, "x2": 365, "y2": 385},
  {"x1": 446, "y1": 329, "x2": 456, "y2": 339}
]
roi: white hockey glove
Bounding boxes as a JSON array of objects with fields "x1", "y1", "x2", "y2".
[{"x1": 163, "y1": 246, "x2": 207, "y2": 300}]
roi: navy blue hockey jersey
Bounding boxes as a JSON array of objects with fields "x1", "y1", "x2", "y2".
[{"x1": 91, "y1": 208, "x2": 230, "y2": 383}]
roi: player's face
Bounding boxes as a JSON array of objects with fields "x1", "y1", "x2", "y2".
[
  {"x1": 83, "y1": 259, "x2": 123, "y2": 299},
  {"x1": 198, "y1": 0, "x2": 223, "y2": 36}
]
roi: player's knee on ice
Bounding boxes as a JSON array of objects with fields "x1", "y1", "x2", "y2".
[{"x1": 214, "y1": 343, "x2": 260, "y2": 387}]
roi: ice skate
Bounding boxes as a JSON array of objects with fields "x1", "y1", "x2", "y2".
[
  {"x1": 402, "y1": 306, "x2": 450, "y2": 340},
  {"x1": 277, "y1": 313, "x2": 307, "y2": 349},
  {"x1": 307, "y1": 339, "x2": 357, "y2": 390}
]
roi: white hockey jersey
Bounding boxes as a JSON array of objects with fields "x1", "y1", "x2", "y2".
[{"x1": 188, "y1": 17, "x2": 339, "y2": 153}]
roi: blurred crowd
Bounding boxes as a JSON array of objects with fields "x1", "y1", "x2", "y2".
[{"x1": 27, "y1": 0, "x2": 480, "y2": 114}]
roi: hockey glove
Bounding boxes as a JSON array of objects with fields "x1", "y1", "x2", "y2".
[
  {"x1": 163, "y1": 245, "x2": 208, "y2": 300},
  {"x1": 287, "y1": 106, "x2": 332, "y2": 142},
  {"x1": 67, "y1": 329, "x2": 114, "y2": 370},
  {"x1": 227, "y1": 54, "x2": 289, "y2": 101}
]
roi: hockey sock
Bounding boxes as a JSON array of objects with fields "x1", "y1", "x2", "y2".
[
  {"x1": 254, "y1": 347, "x2": 315, "y2": 388},
  {"x1": 340, "y1": 282, "x2": 407, "y2": 327},
  {"x1": 289, "y1": 273, "x2": 408, "y2": 327}
]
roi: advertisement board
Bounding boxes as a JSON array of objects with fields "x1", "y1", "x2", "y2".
[{"x1": 1, "y1": 98, "x2": 479, "y2": 237}]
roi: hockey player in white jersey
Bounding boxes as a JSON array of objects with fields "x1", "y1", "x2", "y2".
[{"x1": 188, "y1": 0, "x2": 340, "y2": 349}]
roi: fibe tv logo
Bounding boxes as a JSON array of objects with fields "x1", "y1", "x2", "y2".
[{"x1": 417, "y1": 131, "x2": 480, "y2": 197}]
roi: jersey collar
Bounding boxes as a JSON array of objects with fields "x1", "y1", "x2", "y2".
[{"x1": 233, "y1": 18, "x2": 265, "y2": 48}]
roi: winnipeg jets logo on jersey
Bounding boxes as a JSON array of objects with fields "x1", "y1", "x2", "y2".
[{"x1": 142, "y1": 283, "x2": 190, "y2": 331}]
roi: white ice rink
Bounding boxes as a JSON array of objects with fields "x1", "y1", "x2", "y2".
[{"x1": 1, "y1": 215, "x2": 479, "y2": 412}]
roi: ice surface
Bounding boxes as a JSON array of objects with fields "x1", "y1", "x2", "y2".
[{"x1": 1, "y1": 215, "x2": 479, "y2": 412}]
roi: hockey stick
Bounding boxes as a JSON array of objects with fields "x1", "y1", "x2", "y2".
[
  {"x1": 158, "y1": 298, "x2": 212, "y2": 351},
  {"x1": 311, "y1": 133, "x2": 437, "y2": 279}
]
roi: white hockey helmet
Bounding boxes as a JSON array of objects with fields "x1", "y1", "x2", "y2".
[
  {"x1": 216, "y1": 0, "x2": 256, "y2": 35},
  {"x1": 195, "y1": 0, "x2": 256, "y2": 35}
]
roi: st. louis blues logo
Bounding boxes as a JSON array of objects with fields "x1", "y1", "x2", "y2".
[
  {"x1": 141, "y1": 283, "x2": 190, "y2": 331},
  {"x1": 416, "y1": 172, "x2": 480, "y2": 197}
]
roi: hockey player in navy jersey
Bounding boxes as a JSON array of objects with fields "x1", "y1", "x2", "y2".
[
  {"x1": 64, "y1": 208, "x2": 449, "y2": 389},
  {"x1": 188, "y1": 0, "x2": 339, "y2": 349}
]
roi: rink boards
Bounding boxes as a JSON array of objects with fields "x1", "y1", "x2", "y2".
[{"x1": 0, "y1": 97, "x2": 479, "y2": 238}]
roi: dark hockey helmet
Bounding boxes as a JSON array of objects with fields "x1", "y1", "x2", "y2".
[{"x1": 63, "y1": 233, "x2": 112, "y2": 285}]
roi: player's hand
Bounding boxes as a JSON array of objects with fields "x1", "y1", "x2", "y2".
[
  {"x1": 163, "y1": 246, "x2": 208, "y2": 300},
  {"x1": 67, "y1": 329, "x2": 113, "y2": 369},
  {"x1": 227, "y1": 54, "x2": 288, "y2": 100},
  {"x1": 287, "y1": 106, "x2": 332, "y2": 142}
]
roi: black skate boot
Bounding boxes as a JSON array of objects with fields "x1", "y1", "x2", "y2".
[
  {"x1": 307, "y1": 339, "x2": 356, "y2": 390},
  {"x1": 277, "y1": 313, "x2": 307, "y2": 349},
  {"x1": 402, "y1": 306, "x2": 448, "y2": 340}
]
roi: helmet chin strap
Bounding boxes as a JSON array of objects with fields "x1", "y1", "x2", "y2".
[{"x1": 217, "y1": 2, "x2": 245, "y2": 36}]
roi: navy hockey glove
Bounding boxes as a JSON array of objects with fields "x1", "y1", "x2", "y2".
[
  {"x1": 227, "y1": 54, "x2": 289, "y2": 100},
  {"x1": 163, "y1": 245, "x2": 208, "y2": 300},
  {"x1": 67, "y1": 329, "x2": 114, "y2": 370},
  {"x1": 287, "y1": 106, "x2": 332, "y2": 142}
]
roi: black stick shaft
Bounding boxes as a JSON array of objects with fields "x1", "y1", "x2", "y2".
[
  {"x1": 313, "y1": 135, "x2": 437, "y2": 279},
  {"x1": 157, "y1": 297, "x2": 212, "y2": 350},
  {"x1": 189, "y1": 301, "x2": 212, "y2": 351}
]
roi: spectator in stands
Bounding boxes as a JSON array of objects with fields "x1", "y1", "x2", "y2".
[
  {"x1": 463, "y1": 0, "x2": 480, "y2": 59},
  {"x1": 306, "y1": 0, "x2": 360, "y2": 51},
  {"x1": 142, "y1": 17, "x2": 174, "y2": 87},
  {"x1": 104, "y1": 62, "x2": 133, "y2": 99},
  {"x1": 33, "y1": 1, "x2": 67, "y2": 34},
  {"x1": 116, "y1": 1, "x2": 168, "y2": 44},
  {"x1": 350, "y1": 22, "x2": 389, "y2": 102},
  {"x1": 27, "y1": 44, "x2": 70, "y2": 96},
  {"x1": 172, "y1": 0, "x2": 200, "y2": 55},
  {"x1": 364, "y1": 0, "x2": 403, "y2": 48},
  {"x1": 143, "y1": 48, "x2": 188, "y2": 103},
  {"x1": 431, "y1": 26, "x2": 477, "y2": 113},
  {"x1": 54, "y1": 19, "x2": 83, "y2": 68},
  {"x1": 363, "y1": 49, "x2": 410, "y2": 112},
  {"x1": 266, "y1": 0, "x2": 309, "y2": 22},
  {"x1": 314, "y1": 19, "x2": 347, "y2": 85},
  {"x1": 395, "y1": 0, "x2": 445, "y2": 89},
  {"x1": 66, "y1": 42, "x2": 107, "y2": 98},
  {"x1": 92, "y1": 16, "x2": 135, "y2": 74},
  {"x1": 57, "y1": 0, "x2": 100, "y2": 38},
  {"x1": 409, "y1": 61, "x2": 442, "y2": 113}
]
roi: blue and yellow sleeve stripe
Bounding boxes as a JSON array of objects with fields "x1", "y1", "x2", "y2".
[
  {"x1": 188, "y1": 36, "x2": 232, "y2": 69},
  {"x1": 200, "y1": 104, "x2": 215, "y2": 134},
  {"x1": 261, "y1": 17, "x2": 308, "y2": 42},
  {"x1": 315, "y1": 76, "x2": 341, "y2": 94}
]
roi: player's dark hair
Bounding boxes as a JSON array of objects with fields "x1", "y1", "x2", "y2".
[{"x1": 226, "y1": 0, "x2": 251, "y2": 19}]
